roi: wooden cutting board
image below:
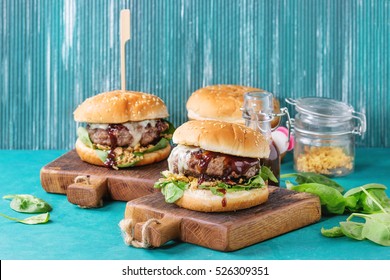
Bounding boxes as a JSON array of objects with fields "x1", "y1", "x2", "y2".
[
  {"x1": 40, "y1": 150, "x2": 167, "y2": 207},
  {"x1": 123, "y1": 186, "x2": 321, "y2": 251}
]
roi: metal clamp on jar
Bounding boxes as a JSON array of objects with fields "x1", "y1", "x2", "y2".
[
  {"x1": 286, "y1": 97, "x2": 366, "y2": 177},
  {"x1": 241, "y1": 91, "x2": 292, "y2": 186}
]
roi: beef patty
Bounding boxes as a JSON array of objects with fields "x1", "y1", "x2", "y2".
[
  {"x1": 87, "y1": 119, "x2": 169, "y2": 147},
  {"x1": 168, "y1": 145, "x2": 260, "y2": 183}
]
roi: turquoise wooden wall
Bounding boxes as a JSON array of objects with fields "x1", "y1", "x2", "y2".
[{"x1": 0, "y1": 0, "x2": 389, "y2": 149}]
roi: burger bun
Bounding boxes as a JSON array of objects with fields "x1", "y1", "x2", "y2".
[
  {"x1": 74, "y1": 90, "x2": 169, "y2": 123},
  {"x1": 175, "y1": 186, "x2": 269, "y2": 212},
  {"x1": 186, "y1": 84, "x2": 280, "y2": 127},
  {"x1": 172, "y1": 120, "x2": 270, "y2": 159}
]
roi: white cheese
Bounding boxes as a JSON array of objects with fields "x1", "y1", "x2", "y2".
[
  {"x1": 168, "y1": 144, "x2": 201, "y2": 173},
  {"x1": 89, "y1": 120, "x2": 158, "y2": 147},
  {"x1": 88, "y1": 123, "x2": 109, "y2": 130}
]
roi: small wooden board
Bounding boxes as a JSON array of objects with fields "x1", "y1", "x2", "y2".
[
  {"x1": 40, "y1": 150, "x2": 167, "y2": 203},
  {"x1": 124, "y1": 186, "x2": 321, "y2": 251}
]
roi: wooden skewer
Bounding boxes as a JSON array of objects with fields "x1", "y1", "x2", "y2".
[{"x1": 120, "y1": 9, "x2": 131, "y2": 91}]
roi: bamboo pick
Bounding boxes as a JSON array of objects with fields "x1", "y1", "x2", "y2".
[{"x1": 120, "y1": 9, "x2": 131, "y2": 91}]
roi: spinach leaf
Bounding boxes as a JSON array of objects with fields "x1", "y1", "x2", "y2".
[
  {"x1": 155, "y1": 180, "x2": 189, "y2": 203},
  {"x1": 245, "y1": 174, "x2": 266, "y2": 188},
  {"x1": 321, "y1": 226, "x2": 345, "y2": 238},
  {"x1": 0, "y1": 212, "x2": 50, "y2": 225},
  {"x1": 161, "y1": 120, "x2": 175, "y2": 138},
  {"x1": 343, "y1": 183, "x2": 387, "y2": 197},
  {"x1": 260, "y1": 166, "x2": 278, "y2": 183},
  {"x1": 95, "y1": 149, "x2": 108, "y2": 163},
  {"x1": 142, "y1": 138, "x2": 169, "y2": 154},
  {"x1": 287, "y1": 183, "x2": 346, "y2": 214},
  {"x1": 340, "y1": 213, "x2": 390, "y2": 246},
  {"x1": 340, "y1": 220, "x2": 365, "y2": 241},
  {"x1": 206, "y1": 186, "x2": 225, "y2": 196},
  {"x1": 155, "y1": 166, "x2": 273, "y2": 203},
  {"x1": 160, "y1": 181, "x2": 188, "y2": 203},
  {"x1": 3, "y1": 194, "x2": 52, "y2": 213},
  {"x1": 117, "y1": 160, "x2": 140, "y2": 168},
  {"x1": 77, "y1": 127, "x2": 93, "y2": 148},
  {"x1": 359, "y1": 189, "x2": 390, "y2": 213},
  {"x1": 243, "y1": 166, "x2": 276, "y2": 187},
  {"x1": 119, "y1": 138, "x2": 169, "y2": 167},
  {"x1": 344, "y1": 184, "x2": 390, "y2": 213},
  {"x1": 344, "y1": 195, "x2": 358, "y2": 210},
  {"x1": 200, "y1": 184, "x2": 247, "y2": 194},
  {"x1": 202, "y1": 167, "x2": 272, "y2": 193},
  {"x1": 281, "y1": 172, "x2": 344, "y2": 193},
  {"x1": 154, "y1": 180, "x2": 170, "y2": 189},
  {"x1": 322, "y1": 190, "x2": 390, "y2": 246},
  {"x1": 360, "y1": 213, "x2": 390, "y2": 246},
  {"x1": 225, "y1": 186, "x2": 254, "y2": 193}
]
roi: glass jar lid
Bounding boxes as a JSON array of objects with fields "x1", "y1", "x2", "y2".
[
  {"x1": 286, "y1": 97, "x2": 367, "y2": 137},
  {"x1": 290, "y1": 97, "x2": 354, "y2": 119}
]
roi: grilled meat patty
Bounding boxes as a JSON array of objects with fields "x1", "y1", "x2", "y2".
[
  {"x1": 168, "y1": 145, "x2": 260, "y2": 182},
  {"x1": 87, "y1": 119, "x2": 169, "y2": 147}
]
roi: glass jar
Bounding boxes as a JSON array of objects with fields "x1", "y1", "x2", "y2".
[
  {"x1": 242, "y1": 91, "x2": 292, "y2": 186},
  {"x1": 287, "y1": 97, "x2": 366, "y2": 177}
]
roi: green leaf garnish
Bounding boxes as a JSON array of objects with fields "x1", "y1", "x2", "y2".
[
  {"x1": 157, "y1": 181, "x2": 188, "y2": 203},
  {"x1": 260, "y1": 166, "x2": 278, "y2": 183},
  {"x1": 344, "y1": 184, "x2": 390, "y2": 214},
  {"x1": 155, "y1": 167, "x2": 273, "y2": 203},
  {"x1": 283, "y1": 172, "x2": 390, "y2": 246},
  {"x1": 0, "y1": 212, "x2": 50, "y2": 225},
  {"x1": 321, "y1": 226, "x2": 345, "y2": 238},
  {"x1": 281, "y1": 172, "x2": 344, "y2": 193},
  {"x1": 77, "y1": 127, "x2": 93, "y2": 148},
  {"x1": 287, "y1": 183, "x2": 346, "y2": 214},
  {"x1": 143, "y1": 138, "x2": 169, "y2": 154},
  {"x1": 161, "y1": 120, "x2": 175, "y2": 138},
  {"x1": 95, "y1": 149, "x2": 108, "y2": 163},
  {"x1": 3, "y1": 194, "x2": 52, "y2": 213},
  {"x1": 324, "y1": 213, "x2": 390, "y2": 246}
]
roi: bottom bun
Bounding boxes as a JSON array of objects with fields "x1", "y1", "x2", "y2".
[
  {"x1": 175, "y1": 186, "x2": 269, "y2": 212},
  {"x1": 75, "y1": 138, "x2": 171, "y2": 167}
]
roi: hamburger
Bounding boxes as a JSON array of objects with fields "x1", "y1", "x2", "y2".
[
  {"x1": 73, "y1": 90, "x2": 174, "y2": 169},
  {"x1": 186, "y1": 84, "x2": 280, "y2": 128},
  {"x1": 154, "y1": 120, "x2": 278, "y2": 212}
]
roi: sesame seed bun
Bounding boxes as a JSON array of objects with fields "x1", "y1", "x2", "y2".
[
  {"x1": 74, "y1": 90, "x2": 169, "y2": 123},
  {"x1": 172, "y1": 120, "x2": 270, "y2": 159},
  {"x1": 186, "y1": 85, "x2": 280, "y2": 127}
]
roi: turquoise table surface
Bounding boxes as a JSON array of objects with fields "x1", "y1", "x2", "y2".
[{"x1": 0, "y1": 149, "x2": 389, "y2": 260}]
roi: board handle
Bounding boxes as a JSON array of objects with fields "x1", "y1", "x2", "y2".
[
  {"x1": 133, "y1": 216, "x2": 181, "y2": 248},
  {"x1": 67, "y1": 176, "x2": 108, "y2": 208}
]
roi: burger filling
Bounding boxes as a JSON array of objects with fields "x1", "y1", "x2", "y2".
[
  {"x1": 154, "y1": 144, "x2": 278, "y2": 203},
  {"x1": 168, "y1": 145, "x2": 260, "y2": 184},
  {"x1": 87, "y1": 120, "x2": 169, "y2": 147},
  {"x1": 77, "y1": 119, "x2": 174, "y2": 169}
]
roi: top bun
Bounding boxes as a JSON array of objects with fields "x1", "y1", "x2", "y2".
[
  {"x1": 74, "y1": 90, "x2": 169, "y2": 123},
  {"x1": 172, "y1": 120, "x2": 270, "y2": 158},
  {"x1": 186, "y1": 84, "x2": 280, "y2": 127}
]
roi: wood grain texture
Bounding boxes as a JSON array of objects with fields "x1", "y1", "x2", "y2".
[
  {"x1": 67, "y1": 178, "x2": 108, "y2": 208},
  {"x1": 40, "y1": 150, "x2": 167, "y2": 203},
  {"x1": 134, "y1": 216, "x2": 182, "y2": 247},
  {"x1": 1, "y1": 0, "x2": 389, "y2": 149},
  {"x1": 125, "y1": 186, "x2": 321, "y2": 251}
]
